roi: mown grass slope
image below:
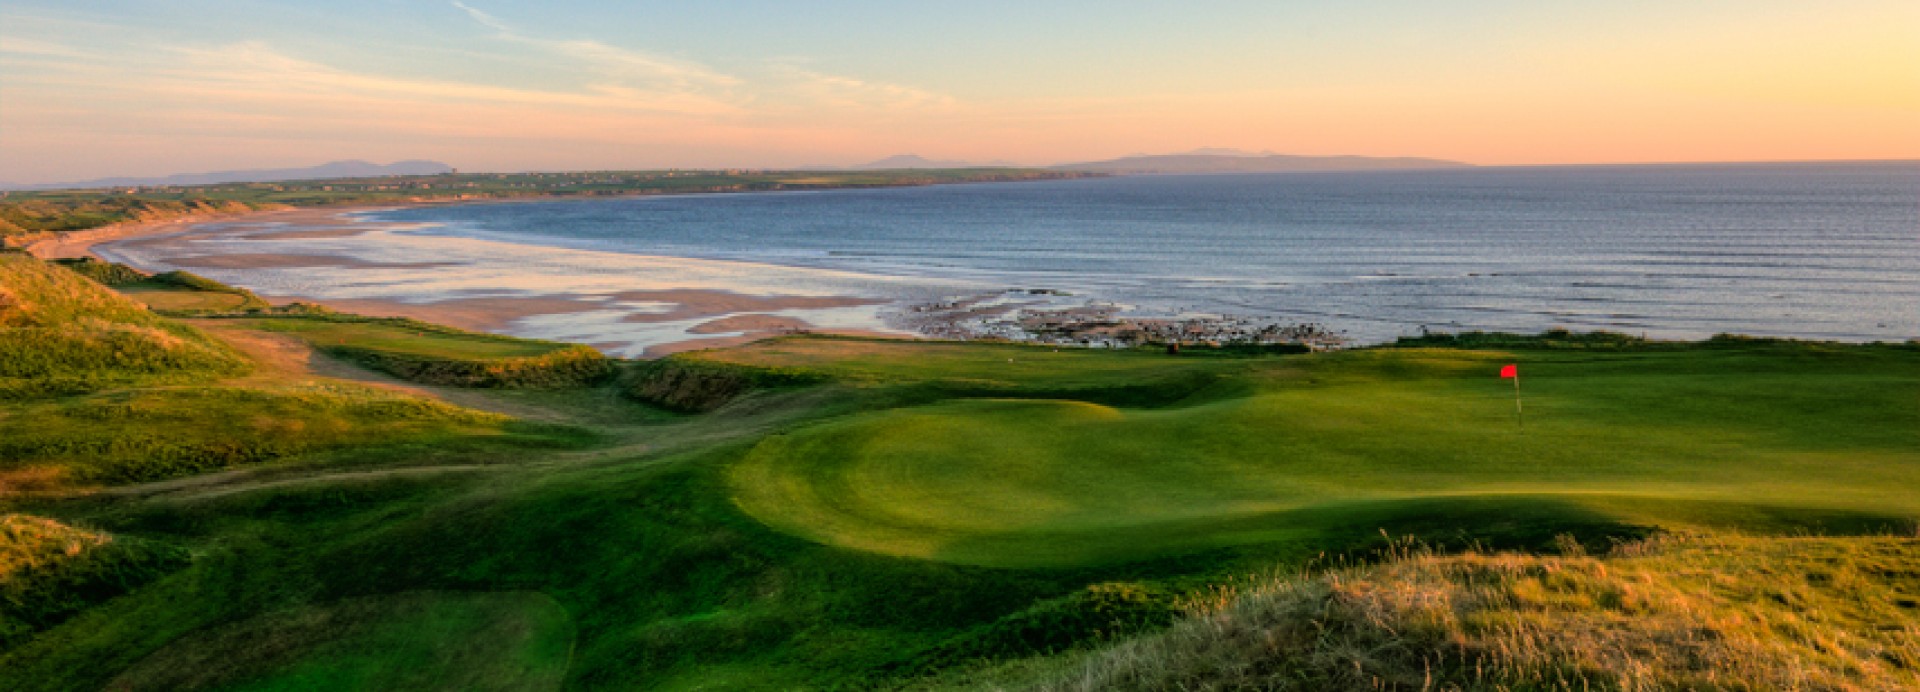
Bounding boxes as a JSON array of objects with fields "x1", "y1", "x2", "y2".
[
  {"x1": 728, "y1": 341, "x2": 1920, "y2": 567},
  {"x1": 226, "y1": 315, "x2": 614, "y2": 388},
  {"x1": 3, "y1": 385, "x2": 510, "y2": 487}
]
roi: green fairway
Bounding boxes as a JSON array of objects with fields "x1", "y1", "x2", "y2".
[
  {"x1": 118, "y1": 285, "x2": 258, "y2": 312},
  {"x1": 730, "y1": 344, "x2": 1920, "y2": 567},
  {"x1": 231, "y1": 317, "x2": 564, "y2": 360},
  {"x1": 224, "y1": 316, "x2": 614, "y2": 388}
]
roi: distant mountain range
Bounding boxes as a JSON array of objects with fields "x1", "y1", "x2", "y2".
[
  {"x1": 4, "y1": 160, "x2": 455, "y2": 191},
  {"x1": 1054, "y1": 151, "x2": 1471, "y2": 174},
  {"x1": 806, "y1": 154, "x2": 1021, "y2": 170},
  {"x1": 5, "y1": 151, "x2": 1474, "y2": 191}
]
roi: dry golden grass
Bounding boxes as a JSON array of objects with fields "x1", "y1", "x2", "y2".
[
  {"x1": 0, "y1": 515, "x2": 108, "y2": 580},
  {"x1": 1040, "y1": 533, "x2": 1920, "y2": 691}
]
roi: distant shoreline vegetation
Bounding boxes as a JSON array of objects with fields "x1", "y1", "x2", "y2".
[{"x1": 0, "y1": 168, "x2": 1099, "y2": 244}]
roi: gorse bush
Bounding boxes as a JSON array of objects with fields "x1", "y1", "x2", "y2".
[{"x1": 628, "y1": 356, "x2": 830, "y2": 412}]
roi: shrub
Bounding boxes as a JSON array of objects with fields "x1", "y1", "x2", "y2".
[
  {"x1": 329, "y1": 343, "x2": 615, "y2": 389},
  {"x1": 627, "y1": 357, "x2": 829, "y2": 412},
  {"x1": 49, "y1": 258, "x2": 148, "y2": 286}
]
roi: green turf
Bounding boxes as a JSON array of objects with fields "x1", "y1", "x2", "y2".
[
  {"x1": 224, "y1": 315, "x2": 615, "y2": 388},
  {"x1": 106, "y1": 591, "x2": 574, "y2": 691},
  {"x1": 0, "y1": 255, "x2": 249, "y2": 398},
  {"x1": 231, "y1": 317, "x2": 563, "y2": 360},
  {"x1": 2, "y1": 326, "x2": 1915, "y2": 690},
  {"x1": 729, "y1": 344, "x2": 1920, "y2": 567}
]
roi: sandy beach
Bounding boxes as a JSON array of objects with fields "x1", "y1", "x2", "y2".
[
  {"x1": 61, "y1": 204, "x2": 933, "y2": 356},
  {"x1": 21, "y1": 206, "x2": 284, "y2": 259}
]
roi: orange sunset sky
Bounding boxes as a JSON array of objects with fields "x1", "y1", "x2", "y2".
[{"x1": 1, "y1": 1, "x2": 1916, "y2": 183}]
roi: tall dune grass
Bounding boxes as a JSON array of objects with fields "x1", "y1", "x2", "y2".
[
  {"x1": 0, "y1": 255, "x2": 247, "y2": 397},
  {"x1": 1041, "y1": 533, "x2": 1920, "y2": 691}
]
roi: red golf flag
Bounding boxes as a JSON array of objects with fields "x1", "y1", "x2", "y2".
[{"x1": 1499, "y1": 364, "x2": 1517, "y2": 378}]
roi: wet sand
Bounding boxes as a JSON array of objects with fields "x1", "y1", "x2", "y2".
[
  {"x1": 687, "y1": 314, "x2": 814, "y2": 334},
  {"x1": 166, "y1": 253, "x2": 458, "y2": 270},
  {"x1": 22, "y1": 207, "x2": 283, "y2": 259},
  {"x1": 614, "y1": 290, "x2": 883, "y2": 324},
  {"x1": 273, "y1": 295, "x2": 612, "y2": 333},
  {"x1": 78, "y1": 205, "x2": 925, "y2": 356}
]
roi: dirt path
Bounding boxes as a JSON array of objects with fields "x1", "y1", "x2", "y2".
[{"x1": 191, "y1": 320, "x2": 568, "y2": 422}]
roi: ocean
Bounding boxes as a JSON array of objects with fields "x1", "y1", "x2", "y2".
[{"x1": 105, "y1": 162, "x2": 1920, "y2": 353}]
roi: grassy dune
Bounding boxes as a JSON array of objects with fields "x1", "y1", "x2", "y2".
[
  {"x1": 0, "y1": 255, "x2": 560, "y2": 495},
  {"x1": 1027, "y1": 533, "x2": 1920, "y2": 690},
  {"x1": 0, "y1": 254, "x2": 249, "y2": 397},
  {"x1": 1, "y1": 514, "x2": 187, "y2": 649}
]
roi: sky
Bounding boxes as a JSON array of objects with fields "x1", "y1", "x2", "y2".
[{"x1": 1, "y1": 1, "x2": 1916, "y2": 184}]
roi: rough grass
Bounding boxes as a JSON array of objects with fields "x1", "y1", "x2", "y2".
[
  {"x1": 49, "y1": 257, "x2": 148, "y2": 286},
  {"x1": 226, "y1": 315, "x2": 616, "y2": 388},
  {"x1": 1035, "y1": 533, "x2": 1920, "y2": 691},
  {"x1": 106, "y1": 590, "x2": 575, "y2": 691},
  {"x1": 690, "y1": 335, "x2": 1235, "y2": 394},
  {"x1": 0, "y1": 384, "x2": 511, "y2": 488},
  {"x1": 628, "y1": 356, "x2": 831, "y2": 412},
  {"x1": 1, "y1": 515, "x2": 188, "y2": 649},
  {"x1": 0, "y1": 255, "x2": 248, "y2": 397}
]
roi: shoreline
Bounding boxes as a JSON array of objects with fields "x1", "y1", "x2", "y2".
[
  {"x1": 50, "y1": 196, "x2": 1358, "y2": 355},
  {"x1": 78, "y1": 203, "x2": 938, "y2": 356},
  {"x1": 18, "y1": 171, "x2": 1105, "y2": 261}
]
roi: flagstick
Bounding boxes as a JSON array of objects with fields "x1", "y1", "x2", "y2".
[{"x1": 1513, "y1": 371, "x2": 1524, "y2": 429}]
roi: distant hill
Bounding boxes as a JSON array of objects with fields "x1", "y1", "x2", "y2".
[
  {"x1": 1056, "y1": 152, "x2": 1471, "y2": 174},
  {"x1": 849, "y1": 154, "x2": 995, "y2": 170},
  {"x1": 798, "y1": 154, "x2": 1023, "y2": 170},
  {"x1": 8, "y1": 160, "x2": 455, "y2": 191}
]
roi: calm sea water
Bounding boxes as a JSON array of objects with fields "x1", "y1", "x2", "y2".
[{"x1": 370, "y1": 162, "x2": 1919, "y2": 344}]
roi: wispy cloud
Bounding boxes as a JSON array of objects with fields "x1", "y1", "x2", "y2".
[
  {"x1": 154, "y1": 41, "x2": 745, "y2": 116},
  {"x1": 0, "y1": 35, "x2": 90, "y2": 59},
  {"x1": 448, "y1": 0, "x2": 511, "y2": 32},
  {"x1": 772, "y1": 65, "x2": 957, "y2": 112},
  {"x1": 450, "y1": 1, "x2": 738, "y2": 90}
]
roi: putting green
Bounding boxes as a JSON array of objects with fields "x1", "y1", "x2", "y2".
[{"x1": 729, "y1": 347, "x2": 1920, "y2": 567}]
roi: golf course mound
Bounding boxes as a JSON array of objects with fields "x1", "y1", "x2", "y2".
[
  {"x1": 730, "y1": 345, "x2": 1920, "y2": 568},
  {"x1": 1037, "y1": 533, "x2": 1920, "y2": 690},
  {"x1": 105, "y1": 591, "x2": 575, "y2": 691},
  {"x1": 0, "y1": 254, "x2": 248, "y2": 397}
]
